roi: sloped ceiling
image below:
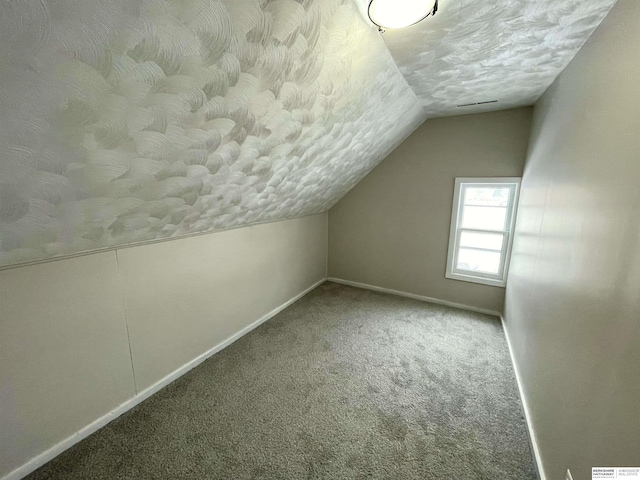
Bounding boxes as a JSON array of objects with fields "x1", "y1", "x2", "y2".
[
  {"x1": 0, "y1": 0, "x2": 618, "y2": 268},
  {"x1": 379, "y1": 0, "x2": 618, "y2": 117},
  {"x1": 0, "y1": 0, "x2": 424, "y2": 267}
]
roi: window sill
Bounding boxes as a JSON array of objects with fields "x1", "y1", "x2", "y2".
[{"x1": 445, "y1": 272, "x2": 506, "y2": 288}]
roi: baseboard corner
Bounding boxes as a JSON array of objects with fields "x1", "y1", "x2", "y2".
[
  {"x1": 1, "y1": 277, "x2": 327, "y2": 480},
  {"x1": 326, "y1": 277, "x2": 501, "y2": 317},
  {"x1": 500, "y1": 314, "x2": 546, "y2": 480}
]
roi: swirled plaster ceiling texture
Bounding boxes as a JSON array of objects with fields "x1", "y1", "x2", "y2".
[
  {"x1": 0, "y1": 0, "x2": 424, "y2": 267},
  {"x1": 374, "y1": 0, "x2": 618, "y2": 117},
  {"x1": 0, "y1": 0, "x2": 618, "y2": 268}
]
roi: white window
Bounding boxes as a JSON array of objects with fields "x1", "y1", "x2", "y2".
[{"x1": 446, "y1": 177, "x2": 520, "y2": 287}]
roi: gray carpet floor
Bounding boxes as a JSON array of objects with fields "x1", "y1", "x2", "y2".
[{"x1": 27, "y1": 282, "x2": 537, "y2": 479}]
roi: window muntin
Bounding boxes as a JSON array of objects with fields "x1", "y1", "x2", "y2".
[{"x1": 446, "y1": 178, "x2": 520, "y2": 287}]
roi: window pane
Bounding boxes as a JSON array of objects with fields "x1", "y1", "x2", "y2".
[
  {"x1": 460, "y1": 205, "x2": 507, "y2": 231},
  {"x1": 459, "y1": 231, "x2": 504, "y2": 251},
  {"x1": 464, "y1": 187, "x2": 510, "y2": 207},
  {"x1": 456, "y1": 248, "x2": 501, "y2": 274}
]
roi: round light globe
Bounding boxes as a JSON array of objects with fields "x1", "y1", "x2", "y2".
[{"x1": 368, "y1": 0, "x2": 437, "y2": 29}]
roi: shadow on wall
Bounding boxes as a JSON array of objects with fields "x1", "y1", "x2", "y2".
[{"x1": 0, "y1": 0, "x2": 424, "y2": 269}]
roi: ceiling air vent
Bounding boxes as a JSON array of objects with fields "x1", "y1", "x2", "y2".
[{"x1": 457, "y1": 100, "x2": 498, "y2": 107}]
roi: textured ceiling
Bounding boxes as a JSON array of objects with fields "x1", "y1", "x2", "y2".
[
  {"x1": 0, "y1": 0, "x2": 424, "y2": 267},
  {"x1": 0, "y1": 0, "x2": 619, "y2": 268},
  {"x1": 378, "y1": 0, "x2": 618, "y2": 117}
]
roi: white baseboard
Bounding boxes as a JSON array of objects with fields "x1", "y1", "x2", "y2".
[
  {"x1": 500, "y1": 315, "x2": 546, "y2": 480},
  {"x1": 325, "y1": 278, "x2": 542, "y2": 476},
  {"x1": 327, "y1": 277, "x2": 501, "y2": 317},
  {"x1": 2, "y1": 277, "x2": 327, "y2": 480}
]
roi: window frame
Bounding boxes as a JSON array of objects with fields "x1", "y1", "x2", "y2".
[{"x1": 445, "y1": 177, "x2": 521, "y2": 288}]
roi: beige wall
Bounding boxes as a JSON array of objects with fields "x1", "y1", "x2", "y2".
[
  {"x1": 503, "y1": 1, "x2": 640, "y2": 479},
  {"x1": 0, "y1": 253, "x2": 135, "y2": 477},
  {"x1": 119, "y1": 215, "x2": 328, "y2": 391},
  {"x1": 0, "y1": 214, "x2": 327, "y2": 478},
  {"x1": 328, "y1": 108, "x2": 532, "y2": 313}
]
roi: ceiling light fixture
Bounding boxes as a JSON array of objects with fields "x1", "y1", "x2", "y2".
[{"x1": 368, "y1": 0, "x2": 438, "y2": 31}]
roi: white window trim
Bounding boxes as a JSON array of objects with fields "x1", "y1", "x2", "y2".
[{"x1": 445, "y1": 177, "x2": 521, "y2": 288}]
